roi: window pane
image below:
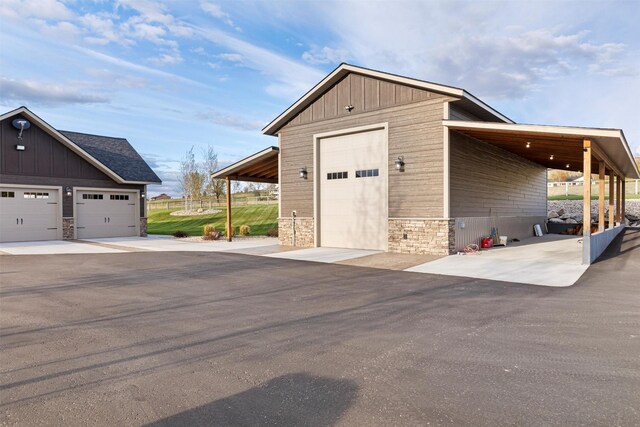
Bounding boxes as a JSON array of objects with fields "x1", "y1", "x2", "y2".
[{"x1": 373, "y1": 169, "x2": 379, "y2": 176}]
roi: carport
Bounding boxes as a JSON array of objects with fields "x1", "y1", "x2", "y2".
[
  {"x1": 444, "y1": 120, "x2": 640, "y2": 264},
  {"x1": 211, "y1": 146, "x2": 279, "y2": 241}
]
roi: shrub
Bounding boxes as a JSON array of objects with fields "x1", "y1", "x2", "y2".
[
  {"x1": 225, "y1": 224, "x2": 235, "y2": 237},
  {"x1": 173, "y1": 230, "x2": 189, "y2": 238},
  {"x1": 203, "y1": 224, "x2": 216, "y2": 236},
  {"x1": 239, "y1": 225, "x2": 251, "y2": 236},
  {"x1": 266, "y1": 228, "x2": 278, "y2": 238}
]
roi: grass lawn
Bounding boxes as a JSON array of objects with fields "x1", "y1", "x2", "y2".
[
  {"x1": 548, "y1": 194, "x2": 640, "y2": 200},
  {"x1": 148, "y1": 204, "x2": 278, "y2": 236}
]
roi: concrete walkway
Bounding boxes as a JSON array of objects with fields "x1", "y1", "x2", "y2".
[
  {"x1": 406, "y1": 235, "x2": 587, "y2": 287},
  {"x1": 265, "y1": 247, "x2": 380, "y2": 263},
  {"x1": 0, "y1": 240, "x2": 124, "y2": 255},
  {"x1": 82, "y1": 236, "x2": 278, "y2": 253}
]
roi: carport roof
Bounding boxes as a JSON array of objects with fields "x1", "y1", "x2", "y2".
[
  {"x1": 444, "y1": 120, "x2": 639, "y2": 179},
  {"x1": 211, "y1": 146, "x2": 279, "y2": 183}
]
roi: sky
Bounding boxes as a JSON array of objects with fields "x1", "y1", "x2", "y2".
[{"x1": 1, "y1": 0, "x2": 638, "y2": 196}]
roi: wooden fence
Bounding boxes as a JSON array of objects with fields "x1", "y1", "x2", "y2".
[
  {"x1": 148, "y1": 197, "x2": 277, "y2": 210},
  {"x1": 547, "y1": 179, "x2": 639, "y2": 197}
]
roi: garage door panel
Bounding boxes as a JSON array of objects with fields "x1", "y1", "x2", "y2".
[
  {"x1": 319, "y1": 129, "x2": 387, "y2": 250},
  {"x1": 76, "y1": 191, "x2": 137, "y2": 239},
  {"x1": 0, "y1": 187, "x2": 60, "y2": 242}
]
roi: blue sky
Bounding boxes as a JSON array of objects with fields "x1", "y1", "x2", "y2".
[{"x1": 1, "y1": 0, "x2": 638, "y2": 196}]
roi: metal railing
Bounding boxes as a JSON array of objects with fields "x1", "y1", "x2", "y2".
[
  {"x1": 147, "y1": 197, "x2": 277, "y2": 210},
  {"x1": 547, "y1": 179, "x2": 639, "y2": 197}
]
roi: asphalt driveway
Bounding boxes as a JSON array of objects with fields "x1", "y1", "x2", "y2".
[{"x1": 1, "y1": 228, "x2": 639, "y2": 426}]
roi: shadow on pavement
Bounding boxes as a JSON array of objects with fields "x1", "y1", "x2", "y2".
[{"x1": 145, "y1": 373, "x2": 358, "y2": 427}]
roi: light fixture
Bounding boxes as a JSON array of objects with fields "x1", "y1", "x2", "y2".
[
  {"x1": 15, "y1": 144, "x2": 25, "y2": 151},
  {"x1": 141, "y1": 192, "x2": 146, "y2": 198},
  {"x1": 65, "y1": 186, "x2": 72, "y2": 197},
  {"x1": 566, "y1": 164, "x2": 570, "y2": 168},
  {"x1": 395, "y1": 156, "x2": 405, "y2": 172},
  {"x1": 549, "y1": 155, "x2": 554, "y2": 160},
  {"x1": 526, "y1": 141, "x2": 531, "y2": 148},
  {"x1": 299, "y1": 166, "x2": 308, "y2": 179},
  {"x1": 344, "y1": 105, "x2": 354, "y2": 112}
]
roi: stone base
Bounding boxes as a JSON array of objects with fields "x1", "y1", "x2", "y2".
[
  {"x1": 388, "y1": 218, "x2": 455, "y2": 256},
  {"x1": 278, "y1": 217, "x2": 314, "y2": 247},
  {"x1": 140, "y1": 217, "x2": 148, "y2": 237},
  {"x1": 62, "y1": 217, "x2": 74, "y2": 240}
]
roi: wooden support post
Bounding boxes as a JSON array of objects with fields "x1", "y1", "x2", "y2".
[
  {"x1": 616, "y1": 176, "x2": 622, "y2": 225},
  {"x1": 609, "y1": 171, "x2": 615, "y2": 228},
  {"x1": 583, "y1": 140, "x2": 591, "y2": 236},
  {"x1": 226, "y1": 176, "x2": 232, "y2": 242},
  {"x1": 622, "y1": 179, "x2": 626, "y2": 225},
  {"x1": 598, "y1": 161, "x2": 605, "y2": 232},
  {"x1": 582, "y1": 139, "x2": 592, "y2": 265}
]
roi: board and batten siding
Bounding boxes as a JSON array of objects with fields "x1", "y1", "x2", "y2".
[
  {"x1": 0, "y1": 115, "x2": 145, "y2": 218},
  {"x1": 449, "y1": 131, "x2": 547, "y2": 217},
  {"x1": 279, "y1": 73, "x2": 455, "y2": 218}
]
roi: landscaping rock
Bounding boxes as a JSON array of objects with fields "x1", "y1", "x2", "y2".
[
  {"x1": 557, "y1": 208, "x2": 565, "y2": 217},
  {"x1": 549, "y1": 218, "x2": 565, "y2": 223},
  {"x1": 548, "y1": 211, "x2": 559, "y2": 218},
  {"x1": 565, "y1": 218, "x2": 578, "y2": 224}
]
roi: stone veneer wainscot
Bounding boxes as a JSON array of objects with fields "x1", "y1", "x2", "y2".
[
  {"x1": 388, "y1": 219, "x2": 455, "y2": 256},
  {"x1": 278, "y1": 217, "x2": 314, "y2": 248}
]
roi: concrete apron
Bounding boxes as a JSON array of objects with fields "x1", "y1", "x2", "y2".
[
  {"x1": 406, "y1": 235, "x2": 587, "y2": 287},
  {"x1": 265, "y1": 247, "x2": 380, "y2": 263}
]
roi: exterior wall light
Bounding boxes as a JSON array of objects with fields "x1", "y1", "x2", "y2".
[
  {"x1": 299, "y1": 166, "x2": 308, "y2": 179},
  {"x1": 16, "y1": 145, "x2": 25, "y2": 151},
  {"x1": 395, "y1": 156, "x2": 405, "y2": 172},
  {"x1": 65, "y1": 186, "x2": 72, "y2": 197},
  {"x1": 141, "y1": 193, "x2": 146, "y2": 198}
]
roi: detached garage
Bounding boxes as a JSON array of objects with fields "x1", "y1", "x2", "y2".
[{"x1": 0, "y1": 107, "x2": 161, "y2": 243}]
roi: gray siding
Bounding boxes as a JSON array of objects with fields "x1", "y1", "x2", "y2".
[
  {"x1": 449, "y1": 131, "x2": 547, "y2": 217},
  {"x1": 280, "y1": 76, "x2": 453, "y2": 218},
  {"x1": 0, "y1": 116, "x2": 145, "y2": 217}
]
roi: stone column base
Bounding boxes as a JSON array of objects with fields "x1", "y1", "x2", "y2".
[
  {"x1": 140, "y1": 217, "x2": 148, "y2": 237},
  {"x1": 388, "y1": 218, "x2": 455, "y2": 256},
  {"x1": 62, "y1": 217, "x2": 74, "y2": 240},
  {"x1": 278, "y1": 217, "x2": 314, "y2": 247}
]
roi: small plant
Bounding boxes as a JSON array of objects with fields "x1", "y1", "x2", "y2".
[
  {"x1": 239, "y1": 225, "x2": 251, "y2": 236},
  {"x1": 225, "y1": 224, "x2": 235, "y2": 237},
  {"x1": 266, "y1": 228, "x2": 278, "y2": 238},
  {"x1": 203, "y1": 224, "x2": 216, "y2": 236},
  {"x1": 173, "y1": 230, "x2": 189, "y2": 238}
]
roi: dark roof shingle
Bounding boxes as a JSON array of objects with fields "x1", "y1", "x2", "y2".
[{"x1": 60, "y1": 131, "x2": 161, "y2": 183}]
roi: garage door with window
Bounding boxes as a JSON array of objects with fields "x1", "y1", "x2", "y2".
[
  {"x1": 0, "y1": 187, "x2": 61, "y2": 242},
  {"x1": 319, "y1": 129, "x2": 388, "y2": 250},
  {"x1": 76, "y1": 190, "x2": 137, "y2": 239}
]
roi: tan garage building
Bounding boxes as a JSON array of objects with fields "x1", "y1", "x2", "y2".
[
  {"x1": 213, "y1": 64, "x2": 639, "y2": 264},
  {"x1": 0, "y1": 107, "x2": 161, "y2": 242}
]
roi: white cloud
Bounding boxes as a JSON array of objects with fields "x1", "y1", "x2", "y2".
[
  {"x1": 302, "y1": 46, "x2": 349, "y2": 65},
  {"x1": 80, "y1": 13, "x2": 133, "y2": 46},
  {"x1": 197, "y1": 110, "x2": 264, "y2": 131},
  {"x1": 217, "y1": 53, "x2": 243, "y2": 63},
  {"x1": 200, "y1": 2, "x2": 241, "y2": 31},
  {"x1": 0, "y1": 77, "x2": 109, "y2": 105},
  {"x1": 0, "y1": 0, "x2": 73, "y2": 20},
  {"x1": 34, "y1": 20, "x2": 82, "y2": 41},
  {"x1": 150, "y1": 51, "x2": 183, "y2": 65}
]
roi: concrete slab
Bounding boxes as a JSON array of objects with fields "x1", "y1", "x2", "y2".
[
  {"x1": 337, "y1": 252, "x2": 444, "y2": 270},
  {"x1": 406, "y1": 235, "x2": 588, "y2": 287},
  {"x1": 265, "y1": 247, "x2": 380, "y2": 263},
  {"x1": 0, "y1": 240, "x2": 124, "y2": 255},
  {"x1": 83, "y1": 236, "x2": 278, "y2": 253}
]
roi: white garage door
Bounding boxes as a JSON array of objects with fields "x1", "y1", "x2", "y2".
[
  {"x1": 319, "y1": 129, "x2": 387, "y2": 250},
  {"x1": 0, "y1": 187, "x2": 61, "y2": 242},
  {"x1": 76, "y1": 190, "x2": 137, "y2": 239}
]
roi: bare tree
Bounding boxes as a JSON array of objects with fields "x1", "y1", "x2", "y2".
[
  {"x1": 179, "y1": 146, "x2": 204, "y2": 210},
  {"x1": 202, "y1": 145, "x2": 226, "y2": 203}
]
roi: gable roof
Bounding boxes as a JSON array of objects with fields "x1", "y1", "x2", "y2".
[
  {"x1": 60, "y1": 131, "x2": 161, "y2": 184},
  {"x1": 262, "y1": 63, "x2": 513, "y2": 136},
  {"x1": 0, "y1": 106, "x2": 161, "y2": 184}
]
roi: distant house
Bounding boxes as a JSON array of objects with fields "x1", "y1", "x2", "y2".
[{"x1": 150, "y1": 193, "x2": 171, "y2": 201}]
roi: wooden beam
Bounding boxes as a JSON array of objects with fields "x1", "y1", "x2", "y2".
[
  {"x1": 583, "y1": 139, "x2": 592, "y2": 237},
  {"x1": 226, "y1": 176, "x2": 232, "y2": 242},
  {"x1": 598, "y1": 161, "x2": 605, "y2": 232},
  {"x1": 616, "y1": 176, "x2": 622, "y2": 225},
  {"x1": 608, "y1": 171, "x2": 615, "y2": 228}
]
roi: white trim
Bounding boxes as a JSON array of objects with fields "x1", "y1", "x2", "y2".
[
  {"x1": 0, "y1": 107, "x2": 158, "y2": 184},
  {"x1": 72, "y1": 187, "x2": 140, "y2": 239},
  {"x1": 0, "y1": 183, "x2": 63, "y2": 241},
  {"x1": 277, "y1": 133, "x2": 282, "y2": 219},
  {"x1": 262, "y1": 64, "x2": 510, "y2": 135},
  {"x1": 443, "y1": 102, "x2": 450, "y2": 219},
  {"x1": 312, "y1": 122, "x2": 389, "y2": 250}
]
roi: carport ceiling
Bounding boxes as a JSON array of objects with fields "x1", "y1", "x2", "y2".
[
  {"x1": 445, "y1": 120, "x2": 639, "y2": 178},
  {"x1": 211, "y1": 146, "x2": 279, "y2": 183}
]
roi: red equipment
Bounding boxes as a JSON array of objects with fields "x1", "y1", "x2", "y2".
[{"x1": 480, "y1": 237, "x2": 494, "y2": 249}]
